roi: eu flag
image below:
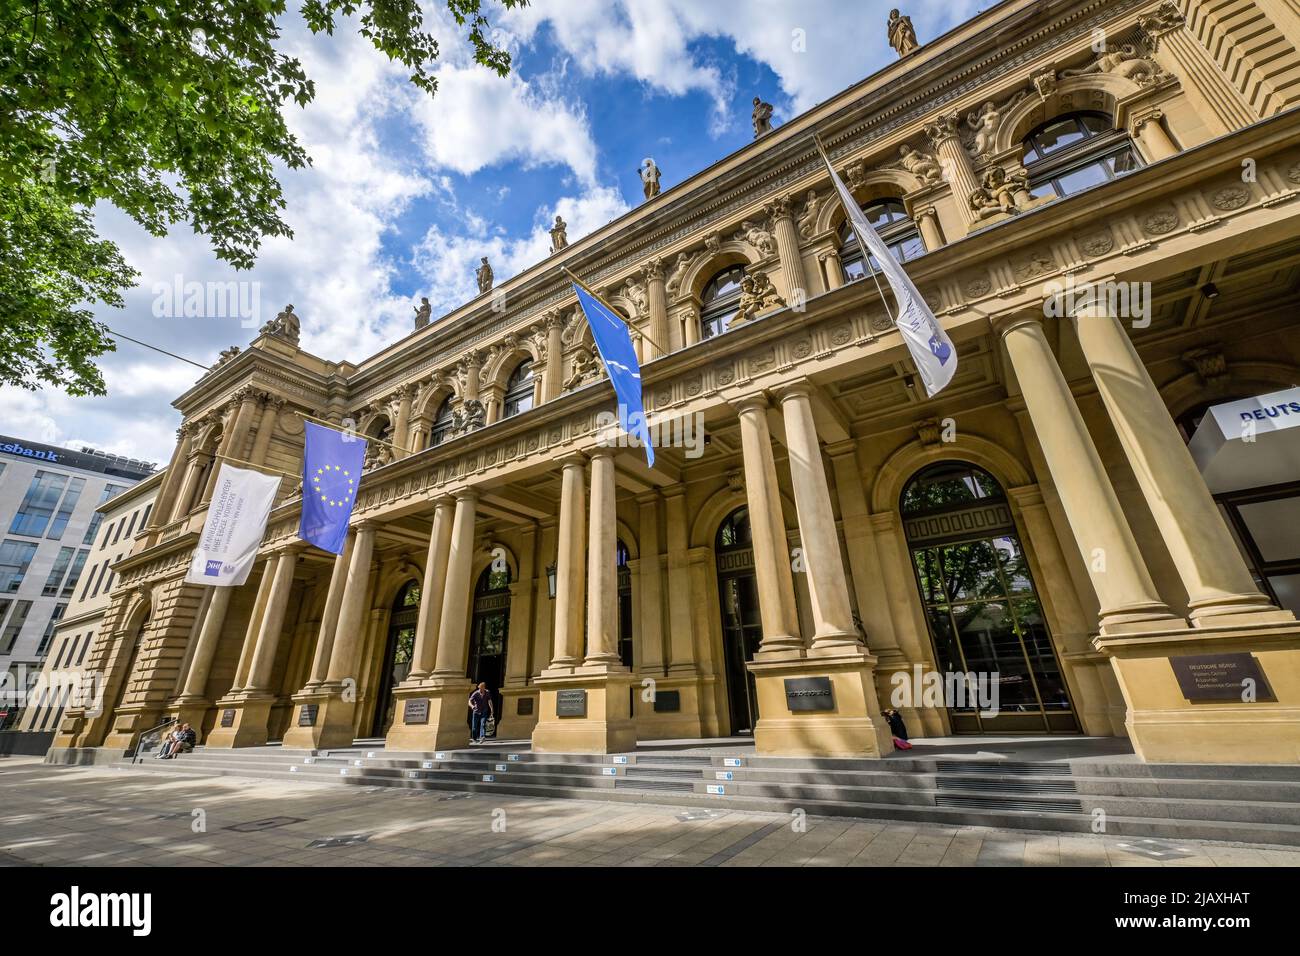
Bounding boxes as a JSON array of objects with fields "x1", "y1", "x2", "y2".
[
  {"x1": 571, "y1": 281, "x2": 655, "y2": 465},
  {"x1": 299, "y1": 421, "x2": 367, "y2": 554}
]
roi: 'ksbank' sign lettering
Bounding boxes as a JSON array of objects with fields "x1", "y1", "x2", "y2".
[{"x1": 0, "y1": 440, "x2": 59, "y2": 463}]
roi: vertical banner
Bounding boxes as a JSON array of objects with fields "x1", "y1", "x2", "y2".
[{"x1": 184, "y1": 464, "x2": 281, "y2": 586}]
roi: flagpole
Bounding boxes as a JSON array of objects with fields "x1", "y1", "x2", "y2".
[
  {"x1": 562, "y1": 265, "x2": 671, "y2": 358},
  {"x1": 812, "y1": 132, "x2": 898, "y2": 326},
  {"x1": 295, "y1": 411, "x2": 414, "y2": 457},
  {"x1": 213, "y1": 453, "x2": 299, "y2": 482}
]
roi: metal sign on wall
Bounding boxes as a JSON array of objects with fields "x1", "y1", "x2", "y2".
[{"x1": 1169, "y1": 652, "x2": 1276, "y2": 702}]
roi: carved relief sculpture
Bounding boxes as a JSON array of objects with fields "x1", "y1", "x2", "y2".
[
  {"x1": 731, "y1": 272, "x2": 787, "y2": 327},
  {"x1": 797, "y1": 190, "x2": 822, "y2": 237},
  {"x1": 1062, "y1": 44, "x2": 1165, "y2": 87}
]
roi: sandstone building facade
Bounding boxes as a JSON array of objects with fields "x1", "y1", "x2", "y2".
[{"x1": 51, "y1": 0, "x2": 1300, "y2": 764}]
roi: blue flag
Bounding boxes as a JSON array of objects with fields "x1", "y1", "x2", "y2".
[
  {"x1": 299, "y1": 421, "x2": 367, "y2": 554},
  {"x1": 572, "y1": 282, "x2": 655, "y2": 465}
]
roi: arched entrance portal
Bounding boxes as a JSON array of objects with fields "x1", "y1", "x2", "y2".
[
  {"x1": 715, "y1": 507, "x2": 762, "y2": 734},
  {"x1": 371, "y1": 581, "x2": 419, "y2": 737},
  {"x1": 901, "y1": 462, "x2": 1077, "y2": 733},
  {"x1": 467, "y1": 565, "x2": 511, "y2": 720}
]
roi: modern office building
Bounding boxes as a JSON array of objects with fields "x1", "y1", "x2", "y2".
[
  {"x1": 13, "y1": 472, "x2": 163, "y2": 738},
  {"x1": 50, "y1": 0, "x2": 1300, "y2": 766},
  {"x1": 0, "y1": 436, "x2": 155, "y2": 731}
]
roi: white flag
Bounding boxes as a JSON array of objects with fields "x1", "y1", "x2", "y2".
[
  {"x1": 184, "y1": 464, "x2": 280, "y2": 586},
  {"x1": 819, "y1": 146, "x2": 957, "y2": 396}
]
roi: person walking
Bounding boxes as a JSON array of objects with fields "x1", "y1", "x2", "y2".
[{"x1": 468, "y1": 683, "x2": 495, "y2": 744}]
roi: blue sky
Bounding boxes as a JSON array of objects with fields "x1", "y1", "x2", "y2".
[{"x1": 8, "y1": 0, "x2": 983, "y2": 464}]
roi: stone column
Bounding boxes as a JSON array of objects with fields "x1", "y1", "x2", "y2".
[
  {"x1": 303, "y1": 532, "x2": 353, "y2": 688},
  {"x1": 203, "y1": 390, "x2": 259, "y2": 503},
  {"x1": 636, "y1": 492, "x2": 665, "y2": 674},
  {"x1": 681, "y1": 306, "x2": 701, "y2": 347},
  {"x1": 663, "y1": 487, "x2": 697, "y2": 672},
  {"x1": 1072, "y1": 305, "x2": 1286, "y2": 625},
  {"x1": 584, "y1": 449, "x2": 623, "y2": 667},
  {"x1": 996, "y1": 312, "x2": 1179, "y2": 632},
  {"x1": 544, "y1": 312, "x2": 566, "y2": 401},
  {"x1": 1130, "y1": 109, "x2": 1179, "y2": 162},
  {"x1": 642, "y1": 259, "x2": 670, "y2": 361},
  {"x1": 391, "y1": 385, "x2": 414, "y2": 459},
  {"x1": 168, "y1": 451, "x2": 207, "y2": 524},
  {"x1": 819, "y1": 250, "x2": 844, "y2": 291},
  {"x1": 431, "y1": 490, "x2": 477, "y2": 678},
  {"x1": 925, "y1": 113, "x2": 983, "y2": 229},
  {"x1": 173, "y1": 585, "x2": 234, "y2": 724},
  {"x1": 498, "y1": 521, "x2": 538, "y2": 735},
  {"x1": 777, "y1": 383, "x2": 860, "y2": 649},
  {"x1": 149, "y1": 426, "x2": 193, "y2": 531},
  {"x1": 409, "y1": 498, "x2": 454, "y2": 679},
  {"x1": 245, "y1": 548, "x2": 299, "y2": 691},
  {"x1": 325, "y1": 522, "x2": 377, "y2": 684},
  {"x1": 231, "y1": 560, "x2": 277, "y2": 691},
  {"x1": 767, "y1": 196, "x2": 808, "y2": 301},
  {"x1": 914, "y1": 206, "x2": 945, "y2": 251},
  {"x1": 736, "y1": 395, "x2": 803, "y2": 656},
  {"x1": 546, "y1": 455, "x2": 587, "y2": 672},
  {"x1": 1140, "y1": 3, "x2": 1254, "y2": 132},
  {"x1": 248, "y1": 397, "x2": 281, "y2": 466}
]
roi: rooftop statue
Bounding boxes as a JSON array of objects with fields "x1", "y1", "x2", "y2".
[
  {"x1": 260, "y1": 304, "x2": 301, "y2": 346},
  {"x1": 888, "y1": 9, "x2": 920, "y2": 57},
  {"x1": 476, "y1": 256, "x2": 494, "y2": 294},
  {"x1": 752, "y1": 97, "x2": 774, "y2": 138},
  {"x1": 639, "y1": 157, "x2": 661, "y2": 200},
  {"x1": 549, "y1": 215, "x2": 569, "y2": 253},
  {"x1": 414, "y1": 297, "x2": 432, "y2": 330}
]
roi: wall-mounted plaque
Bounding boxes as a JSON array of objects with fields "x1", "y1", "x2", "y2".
[
  {"x1": 403, "y1": 698, "x2": 430, "y2": 724},
  {"x1": 1169, "y1": 652, "x2": 1275, "y2": 702},
  {"x1": 653, "y1": 690, "x2": 682, "y2": 713},
  {"x1": 220, "y1": 708, "x2": 236, "y2": 728},
  {"x1": 298, "y1": 704, "x2": 318, "y2": 727},
  {"x1": 556, "y1": 689, "x2": 587, "y2": 718},
  {"x1": 784, "y1": 677, "x2": 834, "y2": 712},
  {"x1": 516, "y1": 697, "x2": 534, "y2": 716}
]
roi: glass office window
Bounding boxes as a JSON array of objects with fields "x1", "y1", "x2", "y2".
[
  {"x1": 0, "y1": 540, "x2": 40, "y2": 593},
  {"x1": 61, "y1": 549, "x2": 90, "y2": 597},
  {"x1": 1, "y1": 600, "x2": 33, "y2": 652},
  {"x1": 42, "y1": 547, "x2": 74, "y2": 596},
  {"x1": 9, "y1": 471, "x2": 69, "y2": 537},
  {"x1": 47, "y1": 476, "x2": 86, "y2": 539}
]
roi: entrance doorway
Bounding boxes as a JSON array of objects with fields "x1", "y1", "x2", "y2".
[
  {"x1": 467, "y1": 565, "x2": 511, "y2": 720},
  {"x1": 371, "y1": 581, "x2": 419, "y2": 738},
  {"x1": 716, "y1": 507, "x2": 762, "y2": 734},
  {"x1": 901, "y1": 462, "x2": 1077, "y2": 733}
]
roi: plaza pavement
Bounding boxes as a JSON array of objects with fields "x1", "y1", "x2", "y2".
[{"x1": 1, "y1": 756, "x2": 1297, "y2": 867}]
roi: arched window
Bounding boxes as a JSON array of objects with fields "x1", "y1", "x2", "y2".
[
  {"x1": 1022, "y1": 111, "x2": 1140, "y2": 199},
  {"x1": 503, "y1": 360, "x2": 535, "y2": 419},
  {"x1": 429, "y1": 396, "x2": 455, "y2": 447},
  {"x1": 839, "y1": 199, "x2": 924, "y2": 282},
  {"x1": 700, "y1": 266, "x2": 746, "y2": 340},
  {"x1": 900, "y1": 462, "x2": 1075, "y2": 733}
]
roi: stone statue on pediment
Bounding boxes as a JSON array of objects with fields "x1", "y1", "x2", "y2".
[
  {"x1": 476, "y1": 257, "x2": 494, "y2": 294},
  {"x1": 752, "y1": 97, "x2": 774, "y2": 138},
  {"x1": 413, "y1": 297, "x2": 432, "y2": 330},
  {"x1": 452, "y1": 398, "x2": 487, "y2": 436},
  {"x1": 549, "y1": 215, "x2": 568, "y2": 253},
  {"x1": 966, "y1": 102, "x2": 1001, "y2": 157},
  {"x1": 564, "y1": 346, "x2": 605, "y2": 391},
  {"x1": 363, "y1": 441, "x2": 393, "y2": 472},
  {"x1": 665, "y1": 251, "x2": 693, "y2": 295},
  {"x1": 639, "y1": 158, "x2": 661, "y2": 200},
  {"x1": 970, "y1": 165, "x2": 1025, "y2": 219},
  {"x1": 888, "y1": 9, "x2": 920, "y2": 57},
  {"x1": 736, "y1": 220, "x2": 776, "y2": 257},
  {"x1": 259, "y1": 304, "x2": 301, "y2": 346},
  {"x1": 1062, "y1": 44, "x2": 1164, "y2": 86}
]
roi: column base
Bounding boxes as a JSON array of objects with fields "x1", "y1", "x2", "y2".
[
  {"x1": 747, "y1": 651, "x2": 893, "y2": 758},
  {"x1": 531, "y1": 666, "x2": 637, "y2": 754},
  {"x1": 170, "y1": 695, "x2": 213, "y2": 743},
  {"x1": 631, "y1": 673, "x2": 716, "y2": 739},
  {"x1": 203, "y1": 693, "x2": 274, "y2": 749},
  {"x1": 382, "y1": 678, "x2": 473, "y2": 752},
  {"x1": 281, "y1": 686, "x2": 358, "y2": 750},
  {"x1": 101, "y1": 703, "x2": 168, "y2": 751},
  {"x1": 497, "y1": 685, "x2": 539, "y2": 741},
  {"x1": 1096, "y1": 621, "x2": 1300, "y2": 764}
]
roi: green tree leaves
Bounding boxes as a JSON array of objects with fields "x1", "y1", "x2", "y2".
[{"x1": 0, "y1": 0, "x2": 526, "y2": 394}]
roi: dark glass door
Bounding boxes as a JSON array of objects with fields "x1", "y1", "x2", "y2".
[
  {"x1": 371, "y1": 583, "x2": 419, "y2": 738},
  {"x1": 716, "y1": 507, "x2": 762, "y2": 735},
  {"x1": 467, "y1": 567, "x2": 511, "y2": 723}
]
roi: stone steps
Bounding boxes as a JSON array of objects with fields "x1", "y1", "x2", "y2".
[{"x1": 111, "y1": 745, "x2": 1300, "y2": 846}]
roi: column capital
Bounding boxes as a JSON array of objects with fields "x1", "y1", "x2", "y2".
[
  {"x1": 453, "y1": 486, "x2": 479, "y2": 504},
  {"x1": 824, "y1": 439, "x2": 860, "y2": 460},
  {"x1": 557, "y1": 451, "x2": 588, "y2": 469},
  {"x1": 773, "y1": 379, "x2": 815, "y2": 403},
  {"x1": 587, "y1": 445, "x2": 617, "y2": 461},
  {"x1": 733, "y1": 391, "x2": 771, "y2": 415},
  {"x1": 989, "y1": 308, "x2": 1044, "y2": 340},
  {"x1": 353, "y1": 518, "x2": 380, "y2": 534}
]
